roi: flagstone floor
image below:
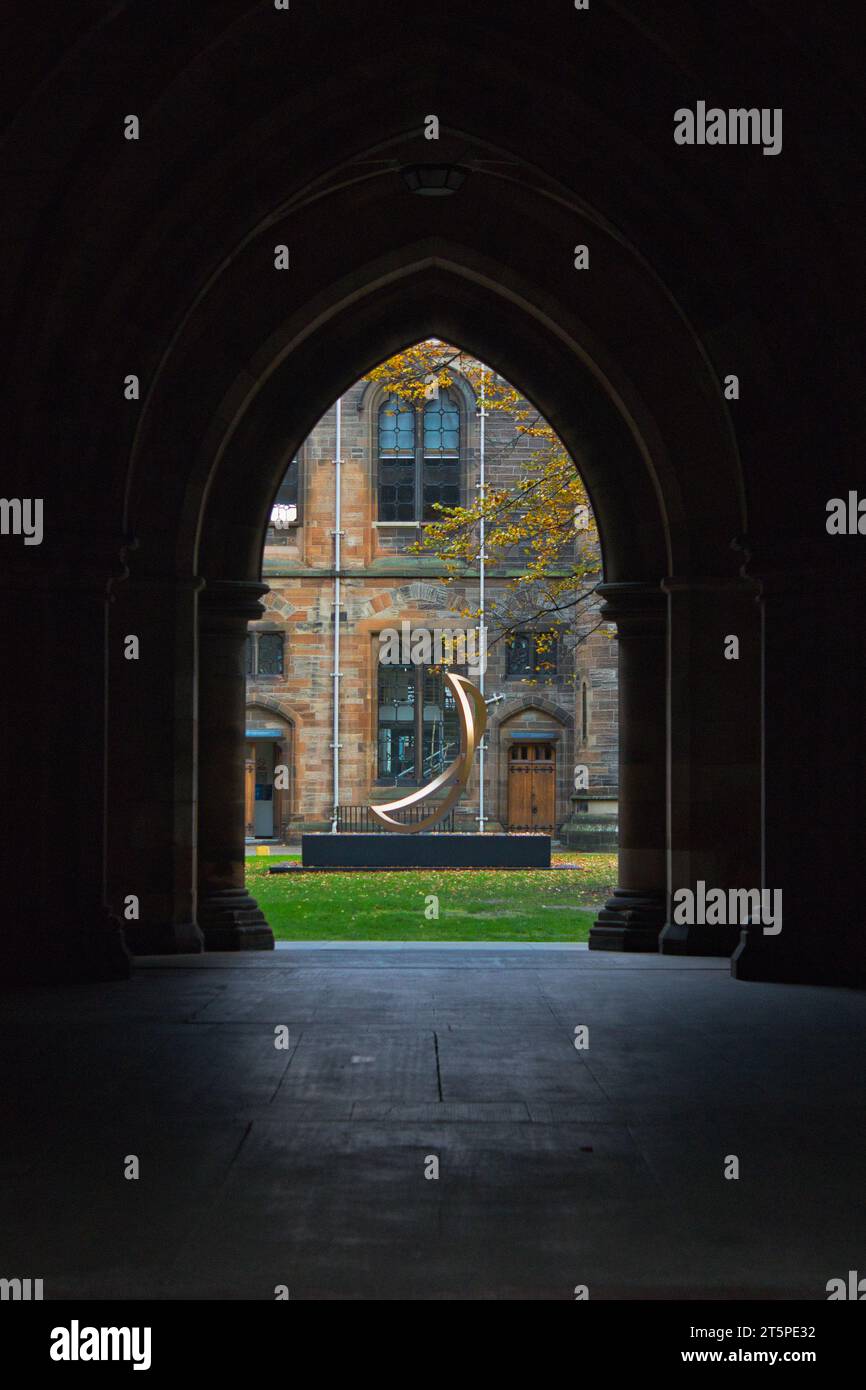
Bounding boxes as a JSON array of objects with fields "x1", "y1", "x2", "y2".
[{"x1": 2, "y1": 945, "x2": 865, "y2": 1300}]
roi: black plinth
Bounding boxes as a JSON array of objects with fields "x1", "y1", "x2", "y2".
[{"x1": 298, "y1": 833, "x2": 551, "y2": 870}]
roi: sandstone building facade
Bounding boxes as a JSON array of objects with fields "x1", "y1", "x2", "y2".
[{"x1": 244, "y1": 362, "x2": 619, "y2": 843}]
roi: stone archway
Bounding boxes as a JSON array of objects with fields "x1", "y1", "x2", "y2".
[
  {"x1": 20, "y1": 3, "x2": 852, "y2": 980},
  {"x1": 116, "y1": 245, "x2": 754, "y2": 954}
]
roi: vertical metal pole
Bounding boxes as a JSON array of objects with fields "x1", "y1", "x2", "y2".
[
  {"x1": 477, "y1": 367, "x2": 487, "y2": 832},
  {"x1": 330, "y1": 396, "x2": 343, "y2": 832}
]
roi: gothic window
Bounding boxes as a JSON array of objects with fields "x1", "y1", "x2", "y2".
[
  {"x1": 505, "y1": 633, "x2": 559, "y2": 679},
  {"x1": 581, "y1": 680, "x2": 589, "y2": 743},
  {"x1": 378, "y1": 390, "x2": 462, "y2": 523}
]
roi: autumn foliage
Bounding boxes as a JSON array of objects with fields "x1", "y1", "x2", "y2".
[{"x1": 365, "y1": 341, "x2": 604, "y2": 668}]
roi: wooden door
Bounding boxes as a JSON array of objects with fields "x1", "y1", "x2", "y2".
[
  {"x1": 507, "y1": 741, "x2": 556, "y2": 830},
  {"x1": 531, "y1": 747, "x2": 556, "y2": 830}
]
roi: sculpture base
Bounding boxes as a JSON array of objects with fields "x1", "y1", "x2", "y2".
[{"x1": 298, "y1": 833, "x2": 551, "y2": 870}]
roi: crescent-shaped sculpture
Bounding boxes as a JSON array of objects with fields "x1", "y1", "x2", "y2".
[{"x1": 369, "y1": 672, "x2": 488, "y2": 833}]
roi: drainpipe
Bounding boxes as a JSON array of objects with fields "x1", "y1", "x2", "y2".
[
  {"x1": 330, "y1": 396, "x2": 343, "y2": 832},
  {"x1": 477, "y1": 367, "x2": 487, "y2": 833}
]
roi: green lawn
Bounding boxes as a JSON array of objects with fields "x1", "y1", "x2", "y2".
[{"x1": 244, "y1": 852, "x2": 617, "y2": 942}]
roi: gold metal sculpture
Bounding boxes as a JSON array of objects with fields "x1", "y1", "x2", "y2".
[{"x1": 369, "y1": 672, "x2": 487, "y2": 833}]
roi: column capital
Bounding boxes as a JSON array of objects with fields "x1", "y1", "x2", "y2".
[
  {"x1": 733, "y1": 533, "x2": 866, "y2": 598},
  {"x1": 661, "y1": 574, "x2": 757, "y2": 595},
  {"x1": 596, "y1": 581, "x2": 666, "y2": 633},
  {"x1": 3, "y1": 529, "x2": 134, "y2": 597},
  {"x1": 125, "y1": 572, "x2": 206, "y2": 594},
  {"x1": 200, "y1": 579, "x2": 269, "y2": 626}
]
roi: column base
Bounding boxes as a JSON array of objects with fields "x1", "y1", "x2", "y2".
[
  {"x1": 731, "y1": 927, "x2": 866, "y2": 987},
  {"x1": 199, "y1": 889, "x2": 275, "y2": 951},
  {"x1": 124, "y1": 921, "x2": 204, "y2": 956},
  {"x1": 659, "y1": 921, "x2": 739, "y2": 958},
  {"x1": 589, "y1": 890, "x2": 665, "y2": 952}
]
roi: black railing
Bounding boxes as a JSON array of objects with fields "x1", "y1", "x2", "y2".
[{"x1": 336, "y1": 805, "x2": 456, "y2": 833}]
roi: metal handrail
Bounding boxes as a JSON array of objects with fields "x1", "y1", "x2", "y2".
[{"x1": 393, "y1": 738, "x2": 460, "y2": 784}]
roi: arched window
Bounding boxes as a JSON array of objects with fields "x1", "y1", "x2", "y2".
[
  {"x1": 581, "y1": 680, "x2": 589, "y2": 743},
  {"x1": 378, "y1": 390, "x2": 461, "y2": 523}
]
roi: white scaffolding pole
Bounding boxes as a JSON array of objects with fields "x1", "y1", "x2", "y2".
[
  {"x1": 330, "y1": 395, "x2": 343, "y2": 832},
  {"x1": 477, "y1": 367, "x2": 487, "y2": 832}
]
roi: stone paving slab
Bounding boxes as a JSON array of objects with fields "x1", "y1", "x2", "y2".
[{"x1": 2, "y1": 947, "x2": 865, "y2": 1299}]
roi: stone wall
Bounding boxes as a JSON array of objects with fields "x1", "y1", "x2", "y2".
[{"x1": 246, "y1": 369, "x2": 619, "y2": 836}]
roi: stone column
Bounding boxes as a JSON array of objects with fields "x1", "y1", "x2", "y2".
[
  {"x1": 198, "y1": 580, "x2": 274, "y2": 950},
  {"x1": 589, "y1": 583, "x2": 667, "y2": 951},
  {"x1": 1, "y1": 540, "x2": 131, "y2": 983},
  {"x1": 732, "y1": 555, "x2": 866, "y2": 985},
  {"x1": 108, "y1": 573, "x2": 204, "y2": 954},
  {"x1": 660, "y1": 578, "x2": 761, "y2": 956}
]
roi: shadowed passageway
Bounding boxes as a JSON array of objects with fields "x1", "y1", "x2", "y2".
[
  {"x1": 3, "y1": 947, "x2": 864, "y2": 1300},
  {"x1": 2, "y1": 1, "x2": 864, "y2": 1321}
]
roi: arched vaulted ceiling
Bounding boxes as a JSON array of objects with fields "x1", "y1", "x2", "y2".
[{"x1": 3, "y1": 2, "x2": 861, "y2": 590}]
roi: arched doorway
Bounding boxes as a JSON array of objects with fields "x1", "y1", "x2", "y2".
[
  {"x1": 1, "y1": 2, "x2": 856, "y2": 987},
  {"x1": 243, "y1": 705, "x2": 295, "y2": 842},
  {"x1": 113, "y1": 224, "x2": 755, "y2": 960},
  {"x1": 495, "y1": 701, "x2": 573, "y2": 836},
  {"x1": 99, "y1": 115, "x2": 756, "y2": 964}
]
